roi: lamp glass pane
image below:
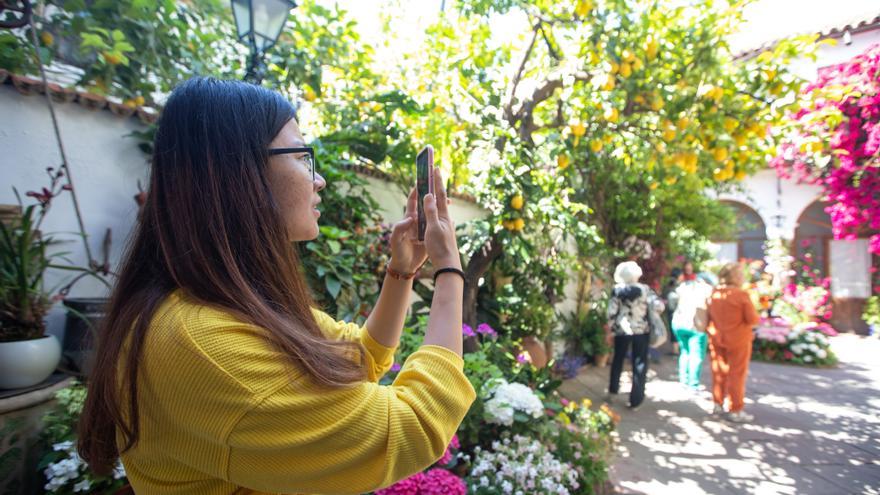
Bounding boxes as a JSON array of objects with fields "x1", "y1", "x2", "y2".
[
  {"x1": 252, "y1": 0, "x2": 291, "y2": 50},
  {"x1": 231, "y1": 0, "x2": 251, "y2": 38}
]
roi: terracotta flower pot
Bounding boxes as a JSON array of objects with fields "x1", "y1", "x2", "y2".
[
  {"x1": 594, "y1": 353, "x2": 610, "y2": 368},
  {"x1": 11, "y1": 74, "x2": 44, "y2": 95},
  {"x1": 46, "y1": 82, "x2": 76, "y2": 103},
  {"x1": 108, "y1": 99, "x2": 137, "y2": 118},
  {"x1": 521, "y1": 335, "x2": 548, "y2": 368},
  {"x1": 137, "y1": 106, "x2": 159, "y2": 124},
  {"x1": 77, "y1": 91, "x2": 107, "y2": 110}
]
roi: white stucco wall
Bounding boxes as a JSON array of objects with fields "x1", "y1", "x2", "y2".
[
  {"x1": 719, "y1": 169, "x2": 823, "y2": 239},
  {"x1": 1, "y1": 84, "x2": 149, "y2": 340}
]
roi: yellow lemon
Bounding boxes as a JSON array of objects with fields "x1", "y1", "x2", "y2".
[
  {"x1": 604, "y1": 134, "x2": 614, "y2": 144},
  {"x1": 622, "y1": 49, "x2": 636, "y2": 62},
  {"x1": 570, "y1": 123, "x2": 586, "y2": 137},
  {"x1": 650, "y1": 97, "x2": 664, "y2": 111},
  {"x1": 664, "y1": 176, "x2": 678, "y2": 185},
  {"x1": 503, "y1": 220, "x2": 515, "y2": 231},
  {"x1": 631, "y1": 57, "x2": 643, "y2": 71},
  {"x1": 575, "y1": 0, "x2": 593, "y2": 17},
  {"x1": 602, "y1": 75, "x2": 616, "y2": 91},
  {"x1": 41, "y1": 31, "x2": 54, "y2": 46},
  {"x1": 510, "y1": 195, "x2": 524, "y2": 210},
  {"x1": 513, "y1": 218, "x2": 525, "y2": 231},
  {"x1": 590, "y1": 139, "x2": 603, "y2": 152},
  {"x1": 604, "y1": 107, "x2": 619, "y2": 123},
  {"x1": 735, "y1": 170, "x2": 747, "y2": 181},
  {"x1": 645, "y1": 37, "x2": 659, "y2": 60},
  {"x1": 619, "y1": 62, "x2": 632, "y2": 78},
  {"x1": 634, "y1": 94, "x2": 646, "y2": 105},
  {"x1": 609, "y1": 61, "x2": 619, "y2": 75},
  {"x1": 684, "y1": 152, "x2": 698, "y2": 171},
  {"x1": 724, "y1": 117, "x2": 738, "y2": 133},
  {"x1": 649, "y1": 182, "x2": 659, "y2": 190},
  {"x1": 102, "y1": 52, "x2": 122, "y2": 65},
  {"x1": 712, "y1": 148, "x2": 728, "y2": 161},
  {"x1": 734, "y1": 133, "x2": 747, "y2": 147},
  {"x1": 676, "y1": 116, "x2": 690, "y2": 131},
  {"x1": 713, "y1": 168, "x2": 725, "y2": 181},
  {"x1": 557, "y1": 154, "x2": 571, "y2": 169},
  {"x1": 663, "y1": 129, "x2": 676, "y2": 142}
]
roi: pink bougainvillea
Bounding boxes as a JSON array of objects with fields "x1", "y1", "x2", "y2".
[{"x1": 772, "y1": 43, "x2": 880, "y2": 252}]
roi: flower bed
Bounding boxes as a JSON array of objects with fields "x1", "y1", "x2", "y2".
[{"x1": 753, "y1": 318, "x2": 838, "y2": 366}]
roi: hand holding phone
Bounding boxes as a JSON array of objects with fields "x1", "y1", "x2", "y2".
[{"x1": 416, "y1": 145, "x2": 434, "y2": 242}]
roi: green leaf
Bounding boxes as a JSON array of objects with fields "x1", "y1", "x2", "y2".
[{"x1": 324, "y1": 276, "x2": 342, "y2": 300}]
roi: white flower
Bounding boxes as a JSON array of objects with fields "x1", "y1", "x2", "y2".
[
  {"x1": 817, "y1": 349, "x2": 827, "y2": 359},
  {"x1": 502, "y1": 480, "x2": 513, "y2": 493},
  {"x1": 73, "y1": 479, "x2": 92, "y2": 492},
  {"x1": 804, "y1": 355, "x2": 813, "y2": 362},
  {"x1": 484, "y1": 380, "x2": 545, "y2": 425},
  {"x1": 52, "y1": 441, "x2": 74, "y2": 452},
  {"x1": 480, "y1": 476, "x2": 489, "y2": 487}
]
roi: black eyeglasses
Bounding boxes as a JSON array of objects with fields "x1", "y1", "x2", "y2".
[{"x1": 268, "y1": 146, "x2": 316, "y2": 182}]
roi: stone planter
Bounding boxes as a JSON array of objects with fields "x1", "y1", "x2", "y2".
[
  {"x1": 0, "y1": 336, "x2": 61, "y2": 389},
  {"x1": 62, "y1": 297, "x2": 108, "y2": 376}
]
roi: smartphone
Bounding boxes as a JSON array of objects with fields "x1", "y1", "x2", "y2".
[{"x1": 416, "y1": 145, "x2": 434, "y2": 242}]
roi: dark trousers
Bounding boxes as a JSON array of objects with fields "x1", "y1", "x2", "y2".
[{"x1": 608, "y1": 333, "x2": 650, "y2": 407}]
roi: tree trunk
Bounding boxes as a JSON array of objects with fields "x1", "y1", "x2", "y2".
[{"x1": 463, "y1": 234, "x2": 503, "y2": 328}]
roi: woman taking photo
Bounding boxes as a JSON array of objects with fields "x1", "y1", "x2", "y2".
[{"x1": 78, "y1": 77, "x2": 475, "y2": 494}]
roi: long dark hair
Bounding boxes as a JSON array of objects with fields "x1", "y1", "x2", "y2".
[{"x1": 78, "y1": 77, "x2": 366, "y2": 475}]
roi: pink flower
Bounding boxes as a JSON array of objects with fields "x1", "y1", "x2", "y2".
[
  {"x1": 375, "y1": 472, "x2": 425, "y2": 495},
  {"x1": 420, "y1": 469, "x2": 466, "y2": 495},
  {"x1": 390, "y1": 363, "x2": 402, "y2": 372},
  {"x1": 476, "y1": 323, "x2": 498, "y2": 337},
  {"x1": 784, "y1": 350, "x2": 794, "y2": 360}
]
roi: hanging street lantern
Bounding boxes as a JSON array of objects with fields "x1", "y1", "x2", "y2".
[{"x1": 230, "y1": 0, "x2": 297, "y2": 83}]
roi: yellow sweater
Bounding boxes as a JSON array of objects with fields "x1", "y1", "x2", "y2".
[{"x1": 119, "y1": 289, "x2": 475, "y2": 494}]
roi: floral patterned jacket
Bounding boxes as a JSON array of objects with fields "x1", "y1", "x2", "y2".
[{"x1": 607, "y1": 283, "x2": 664, "y2": 336}]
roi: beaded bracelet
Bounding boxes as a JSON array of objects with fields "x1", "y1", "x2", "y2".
[{"x1": 386, "y1": 264, "x2": 418, "y2": 280}]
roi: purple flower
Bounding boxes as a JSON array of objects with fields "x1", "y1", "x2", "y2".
[
  {"x1": 462, "y1": 324, "x2": 476, "y2": 337},
  {"x1": 390, "y1": 363, "x2": 402, "y2": 372},
  {"x1": 476, "y1": 323, "x2": 498, "y2": 337}
]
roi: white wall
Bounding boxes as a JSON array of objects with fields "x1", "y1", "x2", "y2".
[
  {"x1": 720, "y1": 169, "x2": 823, "y2": 240},
  {"x1": 1, "y1": 84, "x2": 148, "y2": 339}
]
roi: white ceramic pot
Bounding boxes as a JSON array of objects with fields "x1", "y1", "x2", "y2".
[{"x1": 0, "y1": 335, "x2": 62, "y2": 389}]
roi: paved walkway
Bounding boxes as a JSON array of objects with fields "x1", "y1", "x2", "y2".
[{"x1": 559, "y1": 335, "x2": 880, "y2": 495}]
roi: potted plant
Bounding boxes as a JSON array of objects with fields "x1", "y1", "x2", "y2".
[{"x1": 0, "y1": 197, "x2": 61, "y2": 389}]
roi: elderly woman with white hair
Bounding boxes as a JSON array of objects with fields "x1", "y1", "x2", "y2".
[{"x1": 606, "y1": 261, "x2": 664, "y2": 409}]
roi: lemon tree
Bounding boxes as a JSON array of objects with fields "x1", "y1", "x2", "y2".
[{"x1": 375, "y1": 0, "x2": 813, "y2": 325}]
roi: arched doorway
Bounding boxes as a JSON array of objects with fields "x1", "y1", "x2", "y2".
[
  {"x1": 715, "y1": 201, "x2": 767, "y2": 263},
  {"x1": 793, "y1": 201, "x2": 833, "y2": 277},
  {"x1": 794, "y1": 200, "x2": 871, "y2": 334}
]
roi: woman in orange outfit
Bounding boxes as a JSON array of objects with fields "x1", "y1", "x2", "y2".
[{"x1": 707, "y1": 262, "x2": 760, "y2": 422}]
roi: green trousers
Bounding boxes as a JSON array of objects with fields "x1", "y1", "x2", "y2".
[{"x1": 672, "y1": 327, "x2": 708, "y2": 389}]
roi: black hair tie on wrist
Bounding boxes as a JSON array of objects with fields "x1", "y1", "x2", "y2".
[{"x1": 433, "y1": 267, "x2": 466, "y2": 284}]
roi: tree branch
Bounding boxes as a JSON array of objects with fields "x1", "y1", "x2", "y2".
[{"x1": 504, "y1": 21, "x2": 541, "y2": 125}]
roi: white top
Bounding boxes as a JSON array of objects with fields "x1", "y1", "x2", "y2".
[{"x1": 671, "y1": 280, "x2": 712, "y2": 330}]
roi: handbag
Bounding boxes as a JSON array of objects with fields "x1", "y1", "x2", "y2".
[
  {"x1": 648, "y1": 306, "x2": 668, "y2": 348},
  {"x1": 693, "y1": 306, "x2": 709, "y2": 332}
]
